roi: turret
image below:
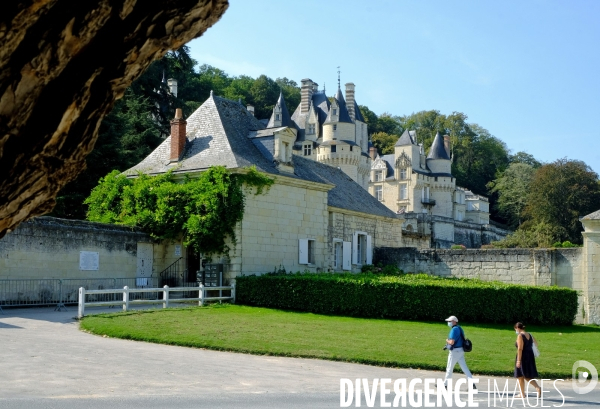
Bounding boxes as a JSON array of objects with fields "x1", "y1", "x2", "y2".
[
  {"x1": 426, "y1": 132, "x2": 452, "y2": 174},
  {"x1": 267, "y1": 91, "x2": 292, "y2": 128}
]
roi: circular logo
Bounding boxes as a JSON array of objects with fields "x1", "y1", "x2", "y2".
[{"x1": 572, "y1": 360, "x2": 598, "y2": 395}]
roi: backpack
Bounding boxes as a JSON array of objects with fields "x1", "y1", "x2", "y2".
[{"x1": 459, "y1": 326, "x2": 473, "y2": 352}]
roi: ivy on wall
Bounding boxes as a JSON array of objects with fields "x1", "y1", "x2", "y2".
[{"x1": 85, "y1": 166, "x2": 274, "y2": 255}]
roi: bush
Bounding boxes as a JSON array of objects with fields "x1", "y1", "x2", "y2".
[
  {"x1": 236, "y1": 273, "x2": 578, "y2": 325},
  {"x1": 451, "y1": 244, "x2": 466, "y2": 250},
  {"x1": 361, "y1": 264, "x2": 402, "y2": 275}
]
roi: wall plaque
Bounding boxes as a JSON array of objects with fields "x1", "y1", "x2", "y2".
[{"x1": 79, "y1": 251, "x2": 99, "y2": 271}]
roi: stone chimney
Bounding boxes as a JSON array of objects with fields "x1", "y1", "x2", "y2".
[
  {"x1": 170, "y1": 108, "x2": 186, "y2": 162},
  {"x1": 345, "y1": 82, "x2": 355, "y2": 121},
  {"x1": 300, "y1": 78, "x2": 314, "y2": 113},
  {"x1": 443, "y1": 135, "x2": 451, "y2": 159},
  {"x1": 247, "y1": 105, "x2": 255, "y2": 116},
  {"x1": 167, "y1": 78, "x2": 178, "y2": 98},
  {"x1": 369, "y1": 145, "x2": 377, "y2": 160}
]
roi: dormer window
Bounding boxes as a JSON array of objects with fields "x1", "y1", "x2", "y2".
[
  {"x1": 304, "y1": 144, "x2": 312, "y2": 156},
  {"x1": 400, "y1": 168, "x2": 407, "y2": 180},
  {"x1": 276, "y1": 114, "x2": 280, "y2": 121},
  {"x1": 307, "y1": 124, "x2": 315, "y2": 134},
  {"x1": 333, "y1": 109, "x2": 337, "y2": 115}
]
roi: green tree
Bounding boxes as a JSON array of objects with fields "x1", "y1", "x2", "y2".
[
  {"x1": 371, "y1": 132, "x2": 398, "y2": 155},
  {"x1": 52, "y1": 90, "x2": 162, "y2": 219},
  {"x1": 358, "y1": 105, "x2": 379, "y2": 134},
  {"x1": 510, "y1": 151, "x2": 542, "y2": 168},
  {"x1": 487, "y1": 162, "x2": 536, "y2": 229},
  {"x1": 524, "y1": 158, "x2": 600, "y2": 244}
]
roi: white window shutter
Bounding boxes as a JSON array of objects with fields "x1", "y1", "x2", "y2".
[
  {"x1": 299, "y1": 239, "x2": 308, "y2": 264},
  {"x1": 352, "y1": 232, "x2": 358, "y2": 265},
  {"x1": 343, "y1": 241, "x2": 352, "y2": 271},
  {"x1": 366, "y1": 235, "x2": 373, "y2": 265}
]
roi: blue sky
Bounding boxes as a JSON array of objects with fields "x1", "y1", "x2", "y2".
[{"x1": 188, "y1": 0, "x2": 600, "y2": 174}]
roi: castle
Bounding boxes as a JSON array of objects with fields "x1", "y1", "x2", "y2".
[{"x1": 259, "y1": 79, "x2": 507, "y2": 248}]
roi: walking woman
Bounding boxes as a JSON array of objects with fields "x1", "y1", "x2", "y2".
[{"x1": 514, "y1": 322, "x2": 541, "y2": 397}]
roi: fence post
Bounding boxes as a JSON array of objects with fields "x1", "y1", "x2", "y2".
[
  {"x1": 199, "y1": 283, "x2": 204, "y2": 307},
  {"x1": 231, "y1": 282, "x2": 236, "y2": 304},
  {"x1": 163, "y1": 285, "x2": 169, "y2": 309},
  {"x1": 123, "y1": 286, "x2": 129, "y2": 312},
  {"x1": 78, "y1": 287, "x2": 85, "y2": 318}
]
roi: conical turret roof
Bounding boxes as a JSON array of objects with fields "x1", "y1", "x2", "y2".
[
  {"x1": 427, "y1": 132, "x2": 450, "y2": 160},
  {"x1": 267, "y1": 90, "x2": 293, "y2": 128}
]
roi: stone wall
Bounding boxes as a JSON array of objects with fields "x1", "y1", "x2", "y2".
[
  {"x1": 328, "y1": 209, "x2": 403, "y2": 272},
  {"x1": 454, "y1": 222, "x2": 510, "y2": 248},
  {"x1": 216, "y1": 178, "x2": 330, "y2": 279},
  {"x1": 0, "y1": 217, "x2": 155, "y2": 280},
  {"x1": 374, "y1": 247, "x2": 586, "y2": 323}
]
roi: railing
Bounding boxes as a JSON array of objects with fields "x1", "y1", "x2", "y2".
[
  {"x1": 77, "y1": 283, "x2": 235, "y2": 318},
  {"x1": 421, "y1": 198, "x2": 436, "y2": 206},
  {"x1": 0, "y1": 277, "x2": 173, "y2": 311}
]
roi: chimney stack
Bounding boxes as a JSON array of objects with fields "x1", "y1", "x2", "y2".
[
  {"x1": 369, "y1": 145, "x2": 377, "y2": 160},
  {"x1": 247, "y1": 105, "x2": 255, "y2": 117},
  {"x1": 345, "y1": 83, "x2": 355, "y2": 121},
  {"x1": 167, "y1": 78, "x2": 178, "y2": 98},
  {"x1": 300, "y1": 78, "x2": 314, "y2": 113},
  {"x1": 170, "y1": 108, "x2": 186, "y2": 162},
  {"x1": 443, "y1": 135, "x2": 451, "y2": 159}
]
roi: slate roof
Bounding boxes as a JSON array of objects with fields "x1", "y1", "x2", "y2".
[
  {"x1": 126, "y1": 94, "x2": 399, "y2": 221},
  {"x1": 125, "y1": 95, "x2": 278, "y2": 176},
  {"x1": 266, "y1": 91, "x2": 294, "y2": 128},
  {"x1": 293, "y1": 156, "x2": 398, "y2": 218},
  {"x1": 427, "y1": 132, "x2": 450, "y2": 160},
  {"x1": 395, "y1": 130, "x2": 417, "y2": 146},
  {"x1": 582, "y1": 209, "x2": 600, "y2": 220},
  {"x1": 380, "y1": 154, "x2": 396, "y2": 178},
  {"x1": 354, "y1": 100, "x2": 365, "y2": 122},
  {"x1": 331, "y1": 87, "x2": 353, "y2": 123}
]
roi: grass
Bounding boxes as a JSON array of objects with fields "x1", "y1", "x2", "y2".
[{"x1": 80, "y1": 304, "x2": 600, "y2": 378}]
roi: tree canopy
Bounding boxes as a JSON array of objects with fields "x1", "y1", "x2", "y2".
[{"x1": 52, "y1": 49, "x2": 300, "y2": 219}]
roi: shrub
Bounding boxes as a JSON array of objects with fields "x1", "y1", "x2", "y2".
[
  {"x1": 236, "y1": 273, "x2": 578, "y2": 325},
  {"x1": 451, "y1": 244, "x2": 466, "y2": 250}
]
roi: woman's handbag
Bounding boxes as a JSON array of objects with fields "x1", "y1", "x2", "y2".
[{"x1": 532, "y1": 336, "x2": 540, "y2": 357}]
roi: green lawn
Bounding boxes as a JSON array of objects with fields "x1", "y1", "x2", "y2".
[{"x1": 80, "y1": 304, "x2": 600, "y2": 378}]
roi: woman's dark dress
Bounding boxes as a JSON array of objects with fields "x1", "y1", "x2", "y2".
[{"x1": 514, "y1": 333, "x2": 539, "y2": 378}]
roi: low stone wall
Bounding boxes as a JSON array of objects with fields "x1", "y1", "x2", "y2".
[
  {"x1": 374, "y1": 246, "x2": 585, "y2": 322},
  {"x1": 0, "y1": 216, "x2": 153, "y2": 280},
  {"x1": 454, "y1": 222, "x2": 510, "y2": 248}
]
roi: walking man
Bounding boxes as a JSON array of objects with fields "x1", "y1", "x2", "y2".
[{"x1": 443, "y1": 315, "x2": 475, "y2": 389}]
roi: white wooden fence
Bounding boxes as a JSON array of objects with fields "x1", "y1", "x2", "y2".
[{"x1": 77, "y1": 283, "x2": 235, "y2": 318}]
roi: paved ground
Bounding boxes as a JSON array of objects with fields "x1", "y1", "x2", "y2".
[{"x1": 1, "y1": 306, "x2": 599, "y2": 408}]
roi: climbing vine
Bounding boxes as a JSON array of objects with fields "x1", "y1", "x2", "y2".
[{"x1": 85, "y1": 166, "x2": 274, "y2": 255}]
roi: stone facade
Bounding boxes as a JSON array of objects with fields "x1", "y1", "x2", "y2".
[
  {"x1": 581, "y1": 210, "x2": 600, "y2": 325},
  {"x1": 0, "y1": 216, "x2": 180, "y2": 280},
  {"x1": 126, "y1": 93, "x2": 406, "y2": 280},
  {"x1": 370, "y1": 130, "x2": 505, "y2": 248}
]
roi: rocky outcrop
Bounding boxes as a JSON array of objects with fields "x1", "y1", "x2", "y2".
[{"x1": 0, "y1": 0, "x2": 228, "y2": 238}]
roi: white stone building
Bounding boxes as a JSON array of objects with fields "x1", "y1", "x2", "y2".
[
  {"x1": 369, "y1": 130, "x2": 504, "y2": 248},
  {"x1": 126, "y1": 92, "x2": 404, "y2": 281},
  {"x1": 259, "y1": 79, "x2": 372, "y2": 190}
]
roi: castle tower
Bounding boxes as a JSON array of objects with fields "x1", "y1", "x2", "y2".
[
  {"x1": 267, "y1": 91, "x2": 292, "y2": 128},
  {"x1": 426, "y1": 132, "x2": 451, "y2": 174}
]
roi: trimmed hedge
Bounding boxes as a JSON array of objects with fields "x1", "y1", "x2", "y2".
[{"x1": 236, "y1": 273, "x2": 578, "y2": 325}]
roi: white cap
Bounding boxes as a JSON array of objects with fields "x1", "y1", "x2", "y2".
[{"x1": 445, "y1": 316, "x2": 458, "y2": 323}]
